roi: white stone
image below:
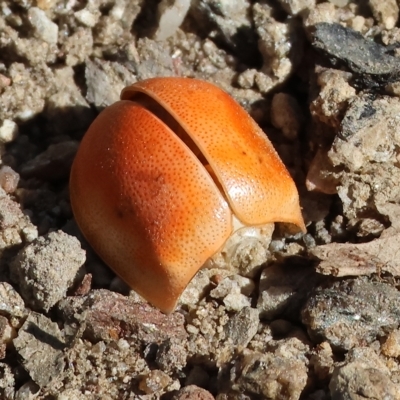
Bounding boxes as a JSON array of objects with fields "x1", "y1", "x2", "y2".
[
  {"x1": 28, "y1": 7, "x2": 58, "y2": 44},
  {"x1": 74, "y1": 9, "x2": 99, "y2": 28},
  {"x1": 223, "y1": 293, "x2": 251, "y2": 311},
  {"x1": 0, "y1": 120, "x2": 18, "y2": 143},
  {"x1": 154, "y1": 0, "x2": 191, "y2": 41}
]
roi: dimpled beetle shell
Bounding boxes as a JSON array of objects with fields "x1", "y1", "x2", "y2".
[{"x1": 70, "y1": 77, "x2": 305, "y2": 314}]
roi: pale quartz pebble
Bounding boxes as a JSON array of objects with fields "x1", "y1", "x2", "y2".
[
  {"x1": 1, "y1": 2, "x2": 11, "y2": 16},
  {"x1": 381, "y1": 330, "x2": 400, "y2": 358},
  {"x1": 0, "y1": 120, "x2": 18, "y2": 143},
  {"x1": 310, "y1": 68, "x2": 355, "y2": 129},
  {"x1": 0, "y1": 166, "x2": 20, "y2": 194},
  {"x1": 179, "y1": 268, "x2": 254, "y2": 311},
  {"x1": 139, "y1": 370, "x2": 171, "y2": 394},
  {"x1": 303, "y1": 3, "x2": 336, "y2": 27},
  {"x1": 179, "y1": 269, "x2": 226, "y2": 310},
  {"x1": 237, "y1": 69, "x2": 257, "y2": 89},
  {"x1": 28, "y1": 7, "x2": 58, "y2": 44},
  {"x1": 16, "y1": 109, "x2": 35, "y2": 121},
  {"x1": 350, "y1": 15, "x2": 366, "y2": 32},
  {"x1": 21, "y1": 226, "x2": 39, "y2": 243},
  {"x1": 110, "y1": 0, "x2": 126, "y2": 19},
  {"x1": 210, "y1": 275, "x2": 255, "y2": 299},
  {"x1": 74, "y1": 9, "x2": 100, "y2": 28},
  {"x1": 0, "y1": 282, "x2": 26, "y2": 318},
  {"x1": 92, "y1": 341, "x2": 106, "y2": 355},
  {"x1": 210, "y1": 275, "x2": 253, "y2": 311},
  {"x1": 57, "y1": 389, "x2": 87, "y2": 400},
  {"x1": 154, "y1": 0, "x2": 191, "y2": 41},
  {"x1": 210, "y1": 278, "x2": 241, "y2": 299},
  {"x1": 369, "y1": 0, "x2": 399, "y2": 30},
  {"x1": 117, "y1": 338, "x2": 130, "y2": 350},
  {"x1": 36, "y1": 0, "x2": 57, "y2": 10},
  {"x1": 223, "y1": 293, "x2": 251, "y2": 311},
  {"x1": 186, "y1": 324, "x2": 199, "y2": 335}
]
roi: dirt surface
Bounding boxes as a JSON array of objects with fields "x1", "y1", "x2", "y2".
[{"x1": 1, "y1": 0, "x2": 400, "y2": 399}]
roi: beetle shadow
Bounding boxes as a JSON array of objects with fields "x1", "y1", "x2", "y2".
[
  {"x1": 24, "y1": 320, "x2": 66, "y2": 351},
  {"x1": 0, "y1": 102, "x2": 96, "y2": 244},
  {"x1": 0, "y1": 103, "x2": 122, "y2": 316}
]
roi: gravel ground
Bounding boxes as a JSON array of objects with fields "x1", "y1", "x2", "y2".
[{"x1": 1, "y1": 1, "x2": 400, "y2": 399}]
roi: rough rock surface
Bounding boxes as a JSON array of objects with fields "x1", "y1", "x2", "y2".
[
  {"x1": 222, "y1": 349, "x2": 308, "y2": 399},
  {"x1": 61, "y1": 289, "x2": 188, "y2": 344},
  {"x1": 13, "y1": 312, "x2": 65, "y2": 387},
  {"x1": 302, "y1": 278, "x2": 400, "y2": 351},
  {"x1": 11, "y1": 230, "x2": 85, "y2": 311},
  {"x1": 312, "y1": 22, "x2": 400, "y2": 84},
  {"x1": 329, "y1": 348, "x2": 400, "y2": 399},
  {"x1": 257, "y1": 261, "x2": 321, "y2": 320}
]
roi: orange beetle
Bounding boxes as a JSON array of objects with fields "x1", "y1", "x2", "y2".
[{"x1": 70, "y1": 77, "x2": 305, "y2": 313}]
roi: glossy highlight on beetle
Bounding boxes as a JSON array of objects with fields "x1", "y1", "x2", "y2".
[{"x1": 70, "y1": 77, "x2": 305, "y2": 313}]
